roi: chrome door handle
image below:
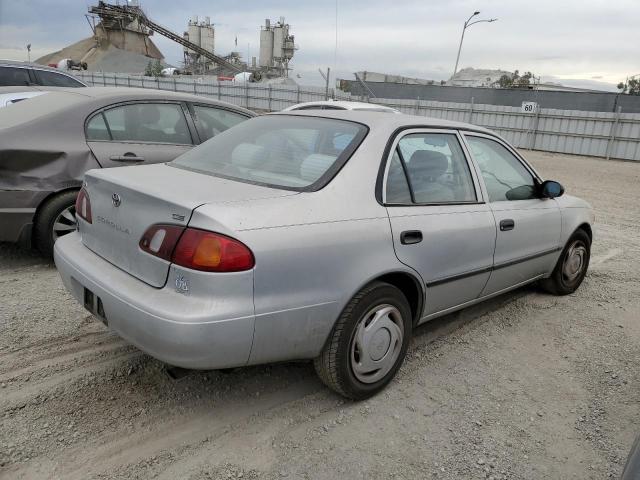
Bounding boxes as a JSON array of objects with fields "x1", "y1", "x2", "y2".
[{"x1": 109, "y1": 153, "x2": 145, "y2": 162}]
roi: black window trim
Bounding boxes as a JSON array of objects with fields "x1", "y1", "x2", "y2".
[
  {"x1": 84, "y1": 100, "x2": 197, "y2": 146},
  {"x1": 380, "y1": 127, "x2": 485, "y2": 207}
]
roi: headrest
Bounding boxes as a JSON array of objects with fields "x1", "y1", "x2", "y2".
[
  {"x1": 231, "y1": 143, "x2": 266, "y2": 169},
  {"x1": 407, "y1": 150, "x2": 448, "y2": 178},
  {"x1": 300, "y1": 154, "x2": 336, "y2": 182}
]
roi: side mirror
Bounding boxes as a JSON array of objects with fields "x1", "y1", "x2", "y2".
[{"x1": 540, "y1": 180, "x2": 564, "y2": 199}]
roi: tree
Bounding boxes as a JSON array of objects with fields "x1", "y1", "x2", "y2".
[
  {"x1": 145, "y1": 60, "x2": 163, "y2": 77},
  {"x1": 496, "y1": 70, "x2": 535, "y2": 89},
  {"x1": 618, "y1": 78, "x2": 640, "y2": 95}
]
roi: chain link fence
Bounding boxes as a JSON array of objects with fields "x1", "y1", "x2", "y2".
[{"x1": 76, "y1": 72, "x2": 640, "y2": 161}]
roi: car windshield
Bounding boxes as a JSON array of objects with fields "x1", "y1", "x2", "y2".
[{"x1": 171, "y1": 115, "x2": 367, "y2": 190}]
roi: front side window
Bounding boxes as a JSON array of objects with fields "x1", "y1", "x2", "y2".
[
  {"x1": 466, "y1": 136, "x2": 537, "y2": 202},
  {"x1": 98, "y1": 103, "x2": 192, "y2": 144},
  {"x1": 171, "y1": 115, "x2": 367, "y2": 190},
  {"x1": 386, "y1": 132, "x2": 476, "y2": 204},
  {"x1": 192, "y1": 105, "x2": 248, "y2": 142},
  {"x1": 33, "y1": 70, "x2": 84, "y2": 87},
  {"x1": 0, "y1": 67, "x2": 31, "y2": 86}
]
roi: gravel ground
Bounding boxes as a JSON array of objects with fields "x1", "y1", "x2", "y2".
[{"x1": 1, "y1": 151, "x2": 639, "y2": 480}]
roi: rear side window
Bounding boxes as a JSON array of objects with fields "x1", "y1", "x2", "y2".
[
  {"x1": 86, "y1": 113, "x2": 110, "y2": 141},
  {"x1": 33, "y1": 70, "x2": 84, "y2": 87},
  {"x1": 193, "y1": 105, "x2": 247, "y2": 142},
  {"x1": 91, "y1": 103, "x2": 192, "y2": 144},
  {"x1": 386, "y1": 133, "x2": 476, "y2": 204},
  {"x1": 171, "y1": 115, "x2": 367, "y2": 190},
  {"x1": 0, "y1": 67, "x2": 31, "y2": 86}
]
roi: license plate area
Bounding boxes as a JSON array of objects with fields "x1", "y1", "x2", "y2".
[{"x1": 83, "y1": 287, "x2": 108, "y2": 326}]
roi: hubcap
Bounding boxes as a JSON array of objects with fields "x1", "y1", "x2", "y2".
[
  {"x1": 52, "y1": 205, "x2": 77, "y2": 241},
  {"x1": 562, "y1": 241, "x2": 587, "y2": 283},
  {"x1": 350, "y1": 304, "x2": 404, "y2": 384}
]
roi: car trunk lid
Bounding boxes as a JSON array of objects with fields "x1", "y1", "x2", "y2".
[{"x1": 80, "y1": 163, "x2": 295, "y2": 287}]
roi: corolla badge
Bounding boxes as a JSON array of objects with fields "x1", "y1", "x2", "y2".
[
  {"x1": 175, "y1": 274, "x2": 189, "y2": 294},
  {"x1": 111, "y1": 193, "x2": 121, "y2": 207}
]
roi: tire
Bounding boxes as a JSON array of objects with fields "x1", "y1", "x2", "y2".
[
  {"x1": 540, "y1": 229, "x2": 591, "y2": 295},
  {"x1": 314, "y1": 281, "x2": 412, "y2": 400},
  {"x1": 33, "y1": 190, "x2": 79, "y2": 258}
]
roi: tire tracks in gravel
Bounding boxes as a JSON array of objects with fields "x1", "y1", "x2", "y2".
[{"x1": 11, "y1": 373, "x2": 323, "y2": 480}]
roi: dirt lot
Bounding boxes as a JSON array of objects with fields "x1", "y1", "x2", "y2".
[{"x1": 1, "y1": 151, "x2": 639, "y2": 480}]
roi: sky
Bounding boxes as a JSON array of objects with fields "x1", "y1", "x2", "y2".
[{"x1": 1, "y1": 0, "x2": 638, "y2": 91}]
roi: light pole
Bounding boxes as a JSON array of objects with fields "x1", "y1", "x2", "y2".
[{"x1": 452, "y1": 11, "x2": 497, "y2": 79}]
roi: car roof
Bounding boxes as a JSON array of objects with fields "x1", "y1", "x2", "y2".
[
  {"x1": 34, "y1": 87, "x2": 256, "y2": 108},
  {"x1": 284, "y1": 100, "x2": 399, "y2": 112},
  {"x1": 0, "y1": 87, "x2": 255, "y2": 129},
  {"x1": 271, "y1": 109, "x2": 496, "y2": 135},
  {"x1": 0, "y1": 60, "x2": 63, "y2": 72}
]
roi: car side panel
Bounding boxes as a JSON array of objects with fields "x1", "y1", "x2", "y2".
[
  {"x1": 554, "y1": 194, "x2": 595, "y2": 246},
  {"x1": 245, "y1": 217, "x2": 411, "y2": 364}
]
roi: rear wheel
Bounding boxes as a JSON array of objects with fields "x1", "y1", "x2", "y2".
[
  {"x1": 314, "y1": 281, "x2": 412, "y2": 400},
  {"x1": 34, "y1": 191, "x2": 78, "y2": 258},
  {"x1": 540, "y1": 229, "x2": 591, "y2": 295}
]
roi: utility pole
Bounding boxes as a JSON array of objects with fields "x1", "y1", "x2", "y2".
[
  {"x1": 452, "y1": 11, "x2": 497, "y2": 80},
  {"x1": 319, "y1": 67, "x2": 330, "y2": 100},
  {"x1": 26, "y1": 44, "x2": 31, "y2": 63}
]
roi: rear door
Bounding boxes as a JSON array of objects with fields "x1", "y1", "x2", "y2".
[
  {"x1": 85, "y1": 101, "x2": 195, "y2": 168},
  {"x1": 384, "y1": 129, "x2": 497, "y2": 318},
  {"x1": 463, "y1": 133, "x2": 562, "y2": 295}
]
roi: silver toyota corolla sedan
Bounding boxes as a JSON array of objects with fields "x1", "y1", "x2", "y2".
[{"x1": 54, "y1": 111, "x2": 594, "y2": 399}]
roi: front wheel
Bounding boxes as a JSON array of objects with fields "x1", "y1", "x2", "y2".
[
  {"x1": 540, "y1": 229, "x2": 591, "y2": 295},
  {"x1": 314, "y1": 281, "x2": 412, "y2": 400}
]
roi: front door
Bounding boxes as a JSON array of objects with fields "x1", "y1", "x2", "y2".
[
  {"x1": 85, "y1": 101, "x2": 194, "y2": 169},
  {"x1": 384, "y1": 130, "x2": 497, "y2": 318},
  {"x1": 463, "y1": 134, "x2": 562, "y2": 295}
]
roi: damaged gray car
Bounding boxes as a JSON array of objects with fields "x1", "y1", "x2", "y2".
[{"x1": 0, "y1": 87, "x2": 254, "y2": 256}]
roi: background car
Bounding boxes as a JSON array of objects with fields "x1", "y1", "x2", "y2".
[
  {"x1": 0, "y1": 60, "x2": 87, "y2": 88},
  {"x1": 54, "y1": 110, "x2": 594, "y2": 399},
  {"x1": 283, "y1": 100, "x2": 400, "y2": 113},
  {"x1": 0, "y1": 87, "x2": 255, "y2": 256},
  {"x1": 622, "y1": 435, "x2": 640, "y2": 480}
]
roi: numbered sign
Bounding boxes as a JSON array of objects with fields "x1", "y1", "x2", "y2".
[{"x1": 521, "y1": 101, "x2": 539, "y2": 113}]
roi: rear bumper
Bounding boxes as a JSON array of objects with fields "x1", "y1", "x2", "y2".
[{"x1": 53, "y1": 232, "x2": 255, "y2": 369}]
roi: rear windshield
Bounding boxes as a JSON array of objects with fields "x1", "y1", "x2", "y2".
[{"x1": 171, "y1": 115, "x2": 367, "y2": 191}]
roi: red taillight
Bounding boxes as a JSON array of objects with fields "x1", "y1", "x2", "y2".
[
  {"x1": 75, "y1": 188, "x2": 92, "y2": 223},
  {"x1": 139, "y1": 225, "x2": 185, "y2": 261},
  {"x1": 173, "y1": 229, "x2": 255, "y2": 272},
  {"x1": 139, "y1": 225, "x2": 254, "y2": 272}
]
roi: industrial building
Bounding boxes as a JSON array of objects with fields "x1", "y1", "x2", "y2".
[{"x1": 36, "y1": 1, "x2": 296, "y2": 81}]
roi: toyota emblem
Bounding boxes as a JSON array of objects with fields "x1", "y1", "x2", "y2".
[{"x1": 112, "y1": 193, "x2": 121, "y2": 207}]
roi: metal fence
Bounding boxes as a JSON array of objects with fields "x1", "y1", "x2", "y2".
[{"x1": 76, "y1": 72, "x2": 640, "y2": 161}]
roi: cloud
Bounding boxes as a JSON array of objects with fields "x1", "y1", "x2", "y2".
[{"x1": 0, "y1": 0, "x2": 637, "y2": 89}]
